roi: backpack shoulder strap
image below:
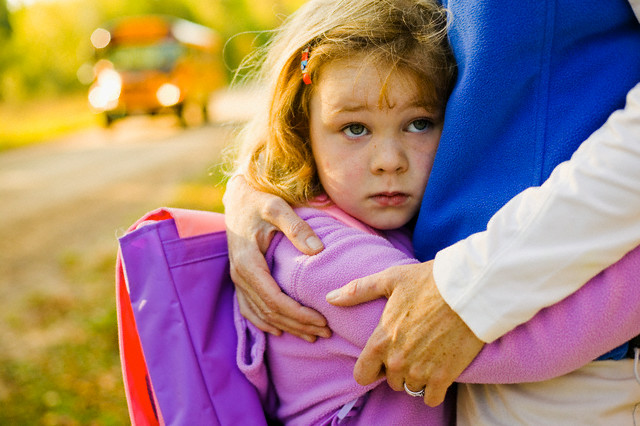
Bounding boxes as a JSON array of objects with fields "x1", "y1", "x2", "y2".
[{"x1": 127, "y1": 207, "x2": 225, "y2": 237}]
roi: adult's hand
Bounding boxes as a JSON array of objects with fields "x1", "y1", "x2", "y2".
[
  {"x1": 223, "y1": 175, "x2": 331, "y2": 342},
  {"x1": 326, "y1": 261, "x2": 484, "y2": 406}
]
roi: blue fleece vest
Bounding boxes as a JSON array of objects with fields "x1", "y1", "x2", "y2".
[{"x1": 414, "y1": 0, "x2": 640, "y2": 260}]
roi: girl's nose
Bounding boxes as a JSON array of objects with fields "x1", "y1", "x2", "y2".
[{"x1": 371, "y1": 137, "x2": 408, "y2": 175}]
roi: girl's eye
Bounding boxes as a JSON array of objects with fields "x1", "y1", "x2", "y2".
[
  {"x1": 407, "y1": 118, "x2": 432, "y2": 133},
  {"x1": 343, "y1": 123, "x2": 369, "y2": 137}
]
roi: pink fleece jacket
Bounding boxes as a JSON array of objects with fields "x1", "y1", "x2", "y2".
[{"x1": 234, "y1": 207, "x2": 640, "y2": 425}]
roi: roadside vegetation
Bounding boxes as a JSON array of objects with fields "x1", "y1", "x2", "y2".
[
  {"x1": 0, "y1": 0, "x2": 303, "y2": 422},
  {"x1": 0, "y1": 164, "x2": 229, "y2": 425},
  {"x1": 0, "y1": 251, "x2": 130, "y2": 424},
  {"x1": 0, "y1": 95, "x2": 98, "y2": 151},
  {"x1": 0, "y1": 0, "x2": 304, "y2": 150}
]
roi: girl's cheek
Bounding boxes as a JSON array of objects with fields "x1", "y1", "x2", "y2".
[{"x1": 344, "y1": 165, "x2": 365, "y2": 180}]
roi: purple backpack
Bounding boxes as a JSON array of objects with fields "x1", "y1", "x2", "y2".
[{"x1": 116, "y1": 208, "x2": 268, "y2": 425}]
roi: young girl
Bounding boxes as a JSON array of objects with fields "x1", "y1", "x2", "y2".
[{"x1": 231, "y1": 0, "x2": 640, "y2": 424}]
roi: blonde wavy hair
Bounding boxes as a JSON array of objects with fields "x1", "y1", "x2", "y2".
[{"x1": 237, "y1": 0, "x2": 456, "y2": 205}]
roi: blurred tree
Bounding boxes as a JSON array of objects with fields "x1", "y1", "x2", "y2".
[
  {"x1": 0, "y1": 0, "x2": 11, "y2": 39},
  {"x1": 2, "y1": 1, "x2": 99, "y2": 100},
  {"x1": 0, "y1": 0, "x2": 306, "y2": 103},
  {"x1": 0, "y1": 0, "x2": 12, "y2": 101}
]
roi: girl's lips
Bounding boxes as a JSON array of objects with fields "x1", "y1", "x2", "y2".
[{"x1": 370, "y1": 192, "x2": 409, "y2": 207}]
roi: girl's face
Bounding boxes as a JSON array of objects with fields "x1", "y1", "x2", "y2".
[{"x1": 309, "y1": 56, "x2": 443, "y2": 230}]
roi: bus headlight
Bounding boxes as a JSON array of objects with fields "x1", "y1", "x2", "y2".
[
  {"x1": 88, "y1": 68, "x2": 122, "y2": 110},
  {"x1": 156, "y1": 83, "x2": 181, "y2": 107}
]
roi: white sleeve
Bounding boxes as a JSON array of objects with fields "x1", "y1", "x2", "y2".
[
  {"x1": 631, "y1": 0, "x2": 640, "y2": 22},
  {"x1": 433, "y1": 81, "x2": 640, "y2": 343}
]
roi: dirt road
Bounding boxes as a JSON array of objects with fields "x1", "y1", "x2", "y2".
[{"x1": 0, "y1": 117, "x2": 238, "y2": 359}]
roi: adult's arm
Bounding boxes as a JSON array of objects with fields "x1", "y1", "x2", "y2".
[
  {"x1": 326, "y1": 244, "x2": 640, "y2": 404},
  {"x1": 459, "y1": 242, "x2": 640, "y2": 383},
  {"x1": 440, "y1": 0, "x2": 640, "y2": 342},
  {"x1": 307, "y1": 212, "x2": 640, "y2": 400},
  {"x1": 222, "y1": 175, "x2": 330, "y2": 341},
  {"x1": 632, "y1": 0, "x2": 640, "y2": 23},
  {"x1": 434, "y1": 81, "x2": 640, "y2": 342},
  {"x1": 254, "y1": 212, "x2": 454, "y2": 423},
  {"x1": 328, "y1": 81, "x2": 640, "y2": 405}
]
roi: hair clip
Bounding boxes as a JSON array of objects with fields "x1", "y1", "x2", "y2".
[{"x1": 301, "y1": 45, "x2": 311, "y2": 85}]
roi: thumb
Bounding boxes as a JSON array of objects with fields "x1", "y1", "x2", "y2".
[
  {"x1": 265, "y1": 198, "x2": 324, "y2": 256},
  {"x1": 326, "y1": 269, "x2": 395, "y2": 306}
]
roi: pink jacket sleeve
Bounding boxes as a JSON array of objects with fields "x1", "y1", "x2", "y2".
[
  {"x1": 264, "y1": 208, "x2": 640, "y2": 390},
  {"x1": 293, "y1": 213, "x2": 640, "y2": 385},
  {"x1": 279, "y1": 216, "x2": 418, "y2": 350},
  {"x1": 459, "y1": 243, "x2": 640, "y2": 384},
  {"x1": 261, "y1": 212, "x2": 452, "y2": 425}
]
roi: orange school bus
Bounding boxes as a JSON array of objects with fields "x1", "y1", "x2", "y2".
[{"x1": 88, "y1": 15, "x2": 226, "y2": 126}]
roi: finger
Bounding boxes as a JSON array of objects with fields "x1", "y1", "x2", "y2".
[
  {"x1": 423, "y1": 387, "x2": 447, "y2": 407},
  {"x1": 353, "y1": 329, "x2": 388, "y2": 386},
  {"x1": 236, "y1": 289, "x2": 282, "y2": 336},
  {"x1": 261, "y1": 197, "x2": 324, "y2": 255},
  {"x1": 224, "y1": 175, "x2": 280, "y2": 254},
  {"x1": 326, "y1": 267, "x2": 396, "y2": 306},
  {"x1": 353, "y1": 356, "x2": 385, "y2": 386},
  {"x1": 384, "y1": 352, "x2": 408, "y2": 392},
  {"x1": 240, "y1": 283, "x2": 330, "y2": 341},
  {"x1": 231, "y1": 249, "x2": 329, "y2": 332},
  {"x1": 422, "y1": 374, "x2": 450, "y2": 407},
  {"x1": 230, "y1": 241, "x2": 328, "y2": 334},
  {"x1": 261, "y1": 291, "x2": 332, "y2": 339},
  {"x1": 242, "y1": 293, "x2": 321, "y2": 342}
]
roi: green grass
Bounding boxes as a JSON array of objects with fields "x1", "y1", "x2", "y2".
[
  {"x1": 0, "y1": 98, "x2": 232, "y2": 423},
  {"x1": 0, "y1": 172, "x2": 229, "y2": 425},
  {"x1": 0, "y1": 179, "x2": 229, "y2": 424},
  {"x1": 0, "y1": 94, "x2": 100, "y2": 151},
  {"x1": 0, "y1": 94, "x2": 128, "y2": 424},
  {"x1": 0, "y1": 250, "x2": 129, "y2": 425}
]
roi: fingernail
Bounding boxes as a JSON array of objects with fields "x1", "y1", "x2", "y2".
[
  {"x1": 326, "y1": 289, "x2": 341, "y2": 302},
  {"x1": 306, "y1": 236, "x2": 323, "y2": 251},
  {"x1": 319, "y1": 329, "x2": 332, "y2": 339}
]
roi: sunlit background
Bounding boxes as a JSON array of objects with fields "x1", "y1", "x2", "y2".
[
  {"x1": 0, "y1": 0, "x2": 304, "y2": 423},
  {"x1": 0, "y1": 0, "x2": 307, "y2": 148}
]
